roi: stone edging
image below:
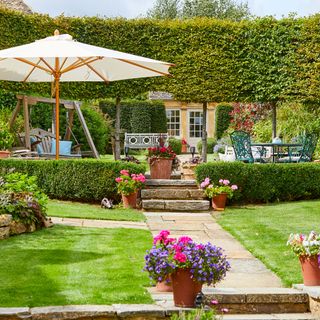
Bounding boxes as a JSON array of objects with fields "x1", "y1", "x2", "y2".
[{"x1": 0, "y1": 304, "x2": 189, "y2": 319}]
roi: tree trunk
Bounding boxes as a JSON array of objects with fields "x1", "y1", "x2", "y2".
[
  {"x1": 201, "y1": 102, "x2": 208, "y2": 162},
  {"x1": 272, "y1": 102, "x2": 277, "y2": 139},
  {"x1": 114, "y1": 96, "x2": 121, "y2": 160}
]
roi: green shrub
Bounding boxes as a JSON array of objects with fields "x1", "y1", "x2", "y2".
[
  {"x1": 215, "y1": 104, "x2": 233, "y2": 139},
  {"x1": 197, "y1": 138, "x2": 217, "y2": 154},
  {"x1": 195, "y1": 162, "x2": 320, "y2": 203},
  {"x1": 0, "y1": 159, "x2": 146, "y2": 203},
  {"x1": 168, "y1": 137, "x2": 182, "y2": 155},
  {"x1": 0, "y1": 172, "x2": 48, "y2": 227}
]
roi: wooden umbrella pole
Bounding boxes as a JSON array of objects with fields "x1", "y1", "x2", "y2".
[{"x1": 55, "y1": 57, "x2": 60, "y2": 160}]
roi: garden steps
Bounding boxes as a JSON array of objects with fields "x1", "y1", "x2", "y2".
[
  {"x1": 142, "y1": 179, "x2": 210, "y2": 212},
  {"x1": 151, "y1": 287, "x2": 312, "y2": 315}
]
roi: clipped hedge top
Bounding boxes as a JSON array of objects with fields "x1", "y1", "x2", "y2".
[{"x1": 0, "y1": 9, "x2": 319, "y2": 103}]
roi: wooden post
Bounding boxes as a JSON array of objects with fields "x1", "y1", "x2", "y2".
[
  {"x1": 64, "y1": 109, "x2": 75, "y2": 140},
  {"x1": 272, "y1": 102, "x2": 277, "y2": 139},
  {"x1": 23, "y1": 96, "x2": 31, "y2": 150},
  {"x1": 201, "y1": 101, "x2": 208, "y2": 163},
  {"x1": 73, "y1": 102, "x2": 99, "y2": 159},
  {"x1": 114, "y1": 96, "x2": 121, "y2": 160},
  {"x1": 9, "y1": 99, "x2": 22, "y2": 130}
]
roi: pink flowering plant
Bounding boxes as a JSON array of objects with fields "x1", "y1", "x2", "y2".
[
  {"x1": 287, "y1": 231, "x2": 320, "y2": 258},
  {"x1": 115, "y1": 170, "x2": 146, "y2": 196},
  {"x1": 200, "y1": 178, "x2": 238, "y2": 199},
  {"x1": 144, "y1": 230, "x2": 230, "y2": 285}
]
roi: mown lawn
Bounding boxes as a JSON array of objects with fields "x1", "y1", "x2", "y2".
[
  {"x1": 0, "y1": 225, "x2": 153, "y2": 307},
  {"x1": 218, "y1": 200, "x2": 320, "y2": 287},
  {"x1": 48, "y1": 200, "x2": 146, "y2": 222}
]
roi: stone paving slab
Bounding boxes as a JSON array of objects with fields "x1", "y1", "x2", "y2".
[
  {"x1": 222, "y1": 314, "x2": 316, "y2": 320},
  {"x1": 144, "y1": 211, "x2": 282, "y2": 288},
  {"x1": 51, "y1": 217, "x2": 148, "y2": 230}
]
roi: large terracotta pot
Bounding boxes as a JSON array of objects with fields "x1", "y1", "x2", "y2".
[
  {"x1": 150, "y1": 158, "x2": 172, "y2": 179},
  {"x1": 122, "y1": 192, "x2": 137, "y2": 209},
  {"x1": 299, "y1": 255, "x2": 320, "y2": 286},
  {"x1": 0, "y1": 150, "x2": 10, "y2": 159},
  {"x1": 171, "y1": 268, "x2": 202, "y2": 307},
  {"x1": 212, "y1": 193, "x2": 228, "y2": 211},
  {"x1": 156, "y1": 275, "x2": 173, "y2": 292}
]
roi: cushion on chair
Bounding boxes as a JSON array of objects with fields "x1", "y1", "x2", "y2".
[
  {"x1": 30, "y1": 136, "x2": 44, "y2": 155},
  {"x1": 51, "y1": 139, "x2": 72, "y2": 155}
]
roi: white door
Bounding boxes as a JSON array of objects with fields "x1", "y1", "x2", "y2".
[{"x1": 188, "y1": 110, "x2": 203, "y2": 150}]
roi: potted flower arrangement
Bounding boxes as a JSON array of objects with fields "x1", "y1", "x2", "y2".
[
  {"x1": 144, "y1": 230, "x2": 230, "y2": 307},
  {"x1": 287, "y1": 231, "x2": 320, "y2": 286},
  {"x1": 0, "y1": 121, "x2": 14, "y2": 158},
  {"x1": 200, "y1": 178, "x2": 238, "y2": 211},
  {"x1": 181, "y1": 156, "x2": 202, "y2": 180},
  {"x1": 147, "y1": 146, "x2": 176, "y2": 179},
  {"x1": 115, "y1": 170, "x2": 146, "y2": 208},
  {"x1": 181, "y1": 138, "x2": 188, "y2": 153}
]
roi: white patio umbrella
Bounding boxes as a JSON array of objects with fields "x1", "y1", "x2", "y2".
[{"x1": 0, "y1": 30, "x2": 173, "y2": 159}]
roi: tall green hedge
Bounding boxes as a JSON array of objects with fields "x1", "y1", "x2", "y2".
[
  {"x1": 195, "y1": 162, "x2": 320, "y2": 203},
  {"x1": 0, "y1": 159, "x2": 146, "y2": 202},
  {"x1": 215, "y1": 103, "x2": 233, "y2": 139},
  {"x1": 99, "y1": 100, "x2": 167, "y2": 133},
  {"x1": 0, "y1": 10, "x2": 320, "y2": 105}
]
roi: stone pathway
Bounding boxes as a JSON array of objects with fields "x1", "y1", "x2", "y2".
[
  {"x1": 145, "y1": 211, "x2": 282, "y2": 288},
  {"x1": 51, "y1": 217, "x2": 148, "y2": 230}
]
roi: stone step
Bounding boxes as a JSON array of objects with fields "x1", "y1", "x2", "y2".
[
  {"x1": 222, "y1": 314, "x2": 316, "y2": 320},
  {"x1": 145, "y1": 179, "x2": 198, "y2": 189},
  {"x1": 145, "y1": 172, "x2": 182, "y2": 180},
  {"x1": 203, "y1": 287, "x2": 310, "y2": 315},
  {"x1": 141, "y1": 188, "x2": 205, "y2": 200},
  {"x1": 142, "y1": 199, "x2": 210, "y2": 211},
  {"x1": 151, "y1": 288, "x2": 311, "y2": 315}
]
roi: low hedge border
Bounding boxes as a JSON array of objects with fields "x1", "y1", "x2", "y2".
[
  {"x1": 0, "y1": 159, "x2": 146, "y2": 203},
  {"x1": 195, "y1": 162, "x2": 320, "y2": 203}
]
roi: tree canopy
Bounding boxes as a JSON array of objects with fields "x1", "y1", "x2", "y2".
[{"x1": 147, "y1": 0, "x2": 251, "y2": 20}]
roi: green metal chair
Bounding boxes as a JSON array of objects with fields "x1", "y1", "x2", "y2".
[
  {"x1": 230, "y1": 131, "x2": 254, "y2": 163},
  {"x1": 278, "y1": 133, "x2": 318, "y2": 163}
]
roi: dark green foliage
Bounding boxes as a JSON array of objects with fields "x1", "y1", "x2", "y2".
[
  {"x1": 131, "y1": 106, "x2": 152, "y2": 133},
  {"x1": 0, "y1": 159, "x2": 146, "y2": 202},
  {"x1": 100, "y1": 100, "x2": 166, "y2": 133},
  {"x1": 0, "y1": 90, "x2": 16, "y2": 111},
  {"x1": 197, "y1": 137, "x2": 216, "y2": 154},
  {"x1": 150, "y1": 102, "x2": 167, "y2": 133},
  {"x1": 195, "y1": 162, "x2": 320, "y2": 203},
  {"x1": 168, "y1": 137, "x2": 182, "y2": 155},
  {"x1": 215, "y1": 103, "x2": 233, "y2": 139}
]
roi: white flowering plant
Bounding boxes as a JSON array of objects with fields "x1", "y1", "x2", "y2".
[{"x1": 287, "y1": 231, "x2": 320, "y2": 257}]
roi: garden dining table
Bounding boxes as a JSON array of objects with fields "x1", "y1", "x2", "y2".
[{"x1": 251, "y1": 142, "x2": 303, "y2": 163}]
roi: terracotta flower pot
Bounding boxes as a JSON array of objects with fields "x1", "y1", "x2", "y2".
[
  {"x1": 181, "y1": 144, "x2": 188, "y2": 153},
  {"x1": 150, "y1": 158, "x2": 172, "y2": 179},
  {"x1": 171, "y1": 268, "x2": 202, "y2": 307},
  {"x1": 212, "y1": 193, "x2": 228, "y2": 211},
  {"x1": 0, "y1": 150, "x2": 10, "y2": 159},
  {"x1": 122, "y1": 192, "x2": 137, "y2": 209},
  {"x1": 156, "y1": 275, "x2": 173, "y2": 292},
  {"x1": 299, "y1": 255, "x2": 320, "y2": 286}
]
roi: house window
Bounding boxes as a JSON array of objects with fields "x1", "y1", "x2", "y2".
[
  {"x1": 189, "y1": 111, "x2": 203, "y2": 138},
  {"x1": 166, "y1": 109, "x2": 180, "y2": 136}
]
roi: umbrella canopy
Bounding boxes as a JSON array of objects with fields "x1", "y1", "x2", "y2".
[{"x1": 0, "y1": 30, "x2": 172, "y2": 158}]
